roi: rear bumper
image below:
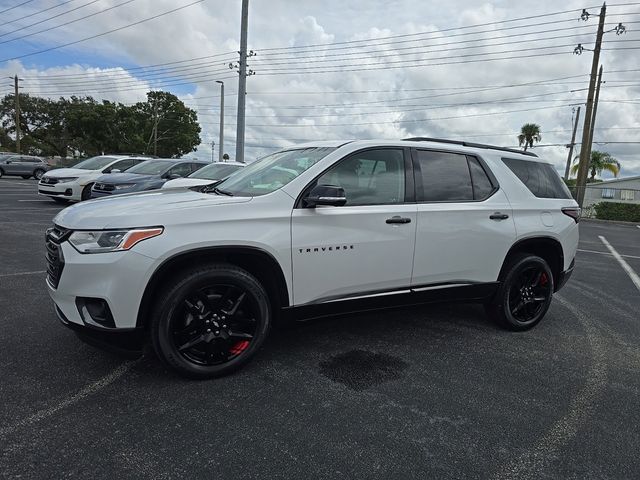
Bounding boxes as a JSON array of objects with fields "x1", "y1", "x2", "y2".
[
  {"x1": 55, "y1": 304, "x2": 144, "y2": 358},
  {"x1": 555, "y1": 259, "x2": 575, "y2": 292}
]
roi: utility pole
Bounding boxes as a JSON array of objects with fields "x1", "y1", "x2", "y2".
[
  {"x1": 586, "y1": 66, "x2": 604, "y2": 161},
  {"x1": 564, "y1": 106, "x2": 581, "y2": 180},
  {"x1": 211, "y1": 140, "x2": 215, "y2": 162},
  {"x1": 14, "y1": 75, "x2": 21, "y2": 154},
  {"x1": 235, "y1": 0, "x2": 249, "y2": 163},
  {"x1": 574, "y1": 3, "x2": 606, "y2": 206},
  {"x1": 216, "y1": 80, "x2": 224, "y2": 162},
  {"x1": 153, "y1": 99, "x2": 159, "y2": 156}
]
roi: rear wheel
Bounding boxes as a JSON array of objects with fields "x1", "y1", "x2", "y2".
[
  {"x1": 486, "y1": 254, "x2": 554, "y2": 331},
  {"x1": 80, "y1": 183, "x2": 94, "y2": 201},
  {"x1": 151, "y1": 263, "x2": 271, "y2": 379},
  {"x1": 0, "y1": 168, "x2": 4, "y2": 178},
  {"x1": 33, "y1": 169, "x2": 45, "y2": 180}
]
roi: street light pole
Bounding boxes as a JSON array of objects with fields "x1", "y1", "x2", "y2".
[
  {"x1": 211, "y1": 140, "x2": 215, "y2": 163},
  {"x1": 216, "y1": 80, "x2": 224, "y2": 162}
]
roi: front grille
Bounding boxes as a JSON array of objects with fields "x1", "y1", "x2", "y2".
[
  {"x1": 93, "y1": 183, "x2": 115, "y2": 192},
  {"x1": 45, "y1": 226, "x2": 69, "y2": 289},
  {"x1": 40, "y1": 177, "x2": 59, "y2": 185}
]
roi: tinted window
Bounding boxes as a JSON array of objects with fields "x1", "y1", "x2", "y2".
[
  {"x1": 502, "y1": 158, "x2": 572, "y2": 199},
  {"x1": 316, "y1": 149, "x2": 405, "y2": 205},
  {"x1": 168, "y1": 163, "x2": 193, "y2": 178},
  {"x1": 127, "y1": 160, "x2": 174, "y2": 175},
  {"x1": 468, "y1": 156, "x2": 495, "y2": 199},
  {"x1": 109, "y1": 159, "x2": 136, "y2": 172},
  {"x1": 190, "y1": 163, "x2": 207, "y2": 173},
  {"x1": 416, "y1": 150, "x2": 472, "y2": 201}
]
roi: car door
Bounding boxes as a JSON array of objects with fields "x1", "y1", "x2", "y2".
[
  {"x1": 411, "y1": 149, "x2": 517, "y2": 287},
  {"x1": 4, "y1": 155, "x2": 23, "y2": 175},
  {"x1": 291, "y1": 147, "x2": 417, "y2": 306}
]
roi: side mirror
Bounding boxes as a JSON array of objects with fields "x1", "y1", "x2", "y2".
[
  {"x1": 304, "y1": 184, "x2": 347, "y2": 207},
  {"x1": 110, "y1": 168, "x2": 121, "y2": 174},
  {"x1": 167, "y1": 173, "x2": 182, "y2": 180}
]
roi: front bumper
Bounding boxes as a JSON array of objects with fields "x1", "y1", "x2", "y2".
[
  {"x1": 38, "y1": 181, "x2": 82, "y2": 201},
  {"x1": 46, "y1": 241, "x2": 157, "y2": 330},
  {"x1": 55, "y1": 305, "x2": 144, "y2": 358},
  {"x1": 555, "y1": 259, "x2": 575, "y2": 292}
]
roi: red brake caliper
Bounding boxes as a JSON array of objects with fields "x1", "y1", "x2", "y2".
[
  {"x1": 230, "y1": 340, "x2": 250, "y2": 355},
  {"x1": 540, "y1": 272, "x2": 548, "y2": 286}
]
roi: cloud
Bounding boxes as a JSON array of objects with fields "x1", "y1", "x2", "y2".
[{"x1": 0, "y1": 0, "x2": 638, "y2": 175}]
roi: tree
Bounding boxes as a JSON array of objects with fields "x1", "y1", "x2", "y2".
[
  {"x1": 517, "y1": 123, "x2": 542, "y2": 151},
  {"x1": 0, "y1": 92, "x2": 201, "y2": 158},
  {"x1": 570, "y1": 150, "x2": 620, "y2": 181}
]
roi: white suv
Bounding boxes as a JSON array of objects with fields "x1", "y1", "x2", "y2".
[
  {"x1": 38, "y1": 155, "x2": 152, "y2": 203},
  {"x1": 45, "y1": 139, "x2": 579, "y2": 378}
]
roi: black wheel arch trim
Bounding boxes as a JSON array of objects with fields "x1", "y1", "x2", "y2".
[
  {"x1": 499, "y1": 236, "x2": 566, "y2": 291},
  {"x1": 136, "y1": 245, "x2": 290, "y2": 329}
]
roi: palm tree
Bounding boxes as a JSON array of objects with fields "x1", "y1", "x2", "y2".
[
  {"x1": 570, "y1": 150, "x2": 621, "y2": 181},
  {"x1": 518, "y1": 123, "x2": 542, "y2": 151}
]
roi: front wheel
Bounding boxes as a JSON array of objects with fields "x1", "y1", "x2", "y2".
[
  {"x1": 33, "y1": 169, "x2": 45, "y2": 180},
  {"x1": 151, "y1": 263, "x2": 271, "y2": 379},
  {"x1": 80, "y1": 183, "x2": 94, "y2": 201},
  {"x1": 486, "y1": 254, "x2": 554, "y2": 331}
]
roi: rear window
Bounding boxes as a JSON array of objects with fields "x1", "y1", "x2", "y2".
[{"x1": 502, "y1": 158, "x2": 572, "y2": 199}]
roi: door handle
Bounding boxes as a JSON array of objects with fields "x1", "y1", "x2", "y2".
[
  {"x1": 489, "y1": 212, "x2": 509, "y2": 220},
  {"x1": 386, "y1": 216, "x2": 412, "y2": 224}
]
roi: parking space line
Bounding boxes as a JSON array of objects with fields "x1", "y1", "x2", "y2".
[
  {"x1": 0, "y1": 270, "x2": 46, "y2": 278},
  {"x1": 0, "y1": 362, "x2": 135, "y2": 438},
  {"x1": 577, "y1": 248, "x2": 640, "y2": 260},
  {"x1": 599, "y1": 235, "x2": 640, "y2": 293}
]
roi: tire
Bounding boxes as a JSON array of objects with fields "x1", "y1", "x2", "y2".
[
  {"x1": 0, "y1": 168, "x2": 3, "y2": 178},
  {"x1": 80, "y1": 183, "x2": 94, "y2": 201},
  {"x1": 52, "y1": 197, "x2": 69, "y2": 204},
  {"x1": 33, "y1": 169, "x2": 45, "y2": 180},
  {"x1": 485, "y1": 253, "x2": 554, "y2": 331},
  {"x1": 22, "y1": 175, "x2": 32, "y2": 179},
  {"x1": 150, "y1": 263, "x2": 271, "y2": 379}
]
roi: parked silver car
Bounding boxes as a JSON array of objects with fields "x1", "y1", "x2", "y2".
[{"x1": 0, "y1": 154, "x2": 50, "y2": 179}]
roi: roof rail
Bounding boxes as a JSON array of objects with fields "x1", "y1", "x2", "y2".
[{"x1": 402, "y1": 137, "x2": 538, "y2": 157}]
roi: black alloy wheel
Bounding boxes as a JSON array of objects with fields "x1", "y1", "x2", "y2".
[
  {"x1": 486, "y1": 254, "x2": 554, "y2": 331},
  {"x1": 81, "y1": 183, "x2": 94, "y2": 201},
  {"x1": 151, "y1": 264, "x2": 271, "y2": 379}
]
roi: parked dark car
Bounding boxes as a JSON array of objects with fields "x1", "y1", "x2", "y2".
[
  {"x1": 0, "y1": 154, "x2": 50, "y2": 179},
  {"x1": 91, "y1": 159, "x2": 207, "y2": 198}
]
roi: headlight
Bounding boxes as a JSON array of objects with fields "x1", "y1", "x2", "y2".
[
  {"x1": 54, "y1": 177, "x2": 79, "y2": 183},
  {"x1": 68, "y1": 228, "x2": 163, "y2": 254},
  {"x1": 113, "y1": 183, "x2": 137, "y2": 190}
]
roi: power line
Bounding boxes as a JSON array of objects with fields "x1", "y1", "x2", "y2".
[
  {"x1": 0, "y1": 0, "x2": 77, "y2": 27},
  {"x1": 0, "y1": 0, "x2": 205, "y2": 62},
  {"x1": 0, "y1": 0, "x2": 105, "y2": 41},
  {"x1": 0, "y1": 0, "x2": 35, "y2": 16}
]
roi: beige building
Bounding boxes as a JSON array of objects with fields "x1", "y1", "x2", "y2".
[{"x1": 583, "y1": 176, "x2": 640, "y2": 207}]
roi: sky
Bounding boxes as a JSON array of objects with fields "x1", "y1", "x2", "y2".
[{"x1": 0, "y1": 0, "x2": 639, "y2": 177}]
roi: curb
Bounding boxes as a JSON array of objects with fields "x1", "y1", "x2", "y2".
[{"x1": 581, "y1": 217, "x2": 640, "y2": 227}]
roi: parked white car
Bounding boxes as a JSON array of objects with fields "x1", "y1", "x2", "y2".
[
  {"x1": 38, "y1": 155, "x2": 153, "y2": 203},
  {"x1": 162, "y1": 161, "x2": 245, "y2": 189},
  {"x1": 45, "y1": 139, "x2": 579, "y2": 379}
]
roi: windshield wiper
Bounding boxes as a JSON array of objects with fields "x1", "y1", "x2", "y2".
[{"x1": 211, "y1": 186, "x2": 233, "y2": 196}]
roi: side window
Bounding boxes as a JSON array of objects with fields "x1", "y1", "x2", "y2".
[
  {"x1": 468, "y1": 156, "x2": 495, "y2": 200},
  {"x1": 169, "y1": 163, "x2": 193, "y2": 178},
  {"x1": 190, "y1": 163, "x2": 205, "y2": 173},
  {"x1": 416, "y1": 150, "x2": 473, "y2": 201},
  {"x1": 111, "y1": 159, "x2": 135, "y2": 172},
  {"x1": 316, "y1": 149, "x2": 405, "y2": 206},
  {"x1": 502, "y1": 158, "x2": 572, "y2": 199}
]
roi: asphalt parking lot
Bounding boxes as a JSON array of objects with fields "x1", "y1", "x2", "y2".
[{"x1": 1, "y1": 177, "x2": 639, "y2": 479}]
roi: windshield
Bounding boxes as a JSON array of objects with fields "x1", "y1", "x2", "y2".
[
  {"x1": 126, "y1": 160, "x2": 174, "y2": 175},
  {"x1": 216, "y1": 147, "x2": 336, "y2": 196},
  {"x1": 189, "y1": 163, "x2": 243, "y2": 180},
  {"x1": 73, "y1": 156, "x2": 118, "y2": 170}
]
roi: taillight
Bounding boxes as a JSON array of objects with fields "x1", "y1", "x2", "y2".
[{"x1": 562, "y1": 207, "x2": 581, "y2": 223}]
